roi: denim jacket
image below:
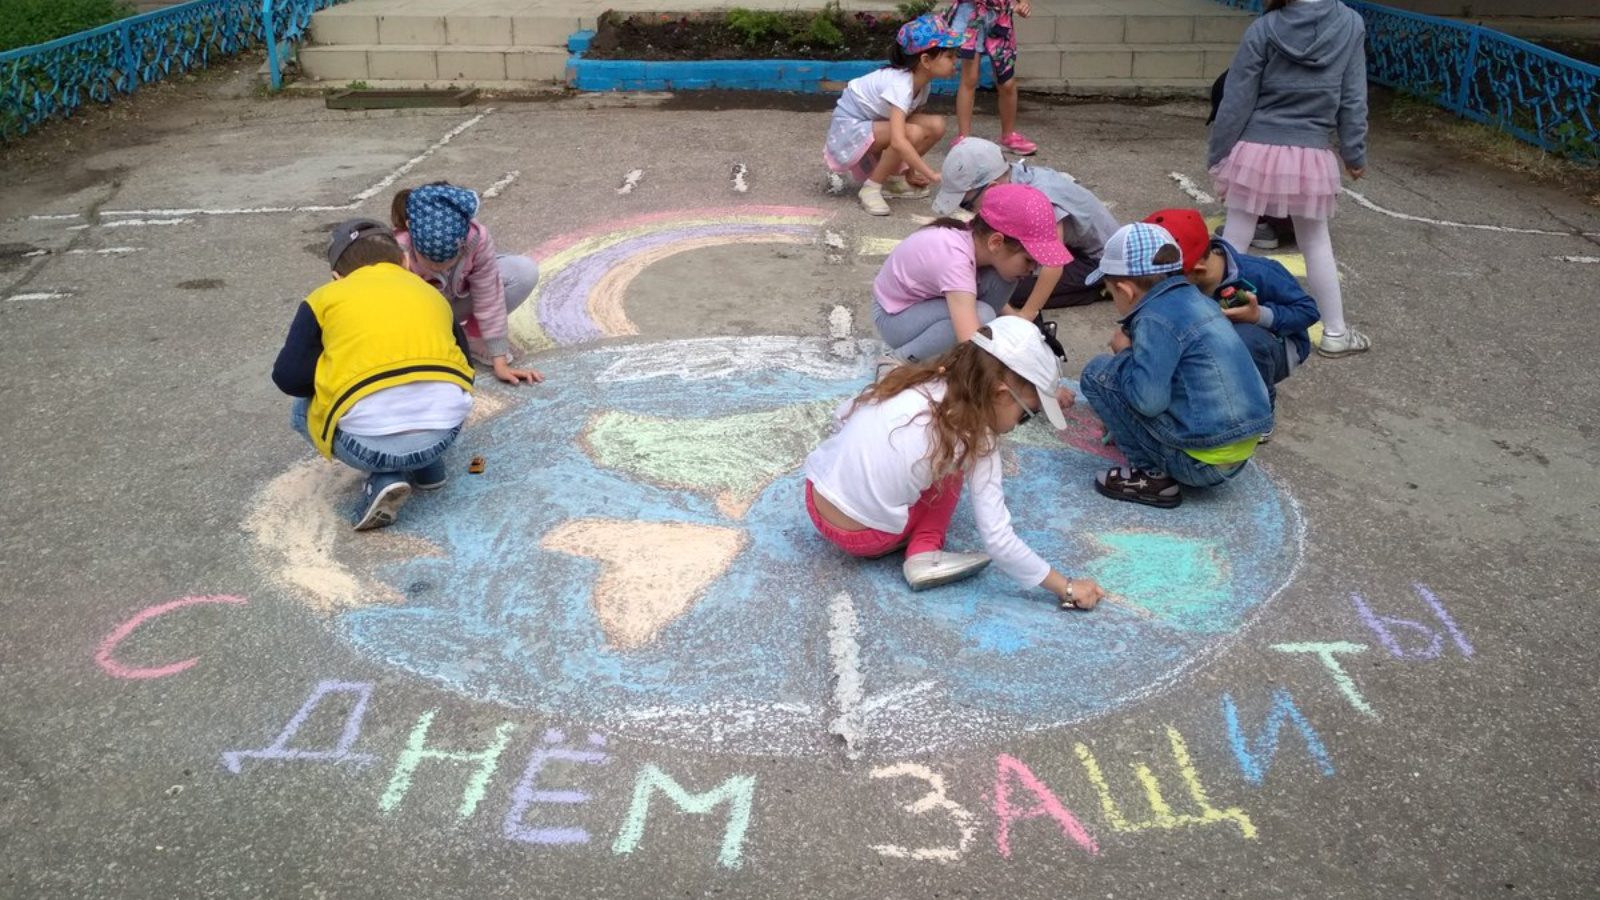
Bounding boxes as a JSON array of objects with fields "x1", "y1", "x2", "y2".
[
  {"x1": 1212, "y1": 239, "x2": 1320, "y2": 365},
  {"x1": 1108, "y1": 276, "x2": 1273, "y2": 449}
]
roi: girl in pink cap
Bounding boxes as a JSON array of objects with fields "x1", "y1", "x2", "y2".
[
  {"x1": 872, "y1": 183, "x2": 1073, "y2": 364},
  {"x1": 824, "y1": 14, "x2": 961, "y2": 216}
]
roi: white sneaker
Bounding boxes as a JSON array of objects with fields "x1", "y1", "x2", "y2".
[
  {"x1": 903, "y1": 551, "x2": 991, "y2": 591},
  {"x1": 883, "y1": 176, "x2": 930, "y2": 200},
  {"x1": 858, "y1": 184, "x2": 890, "y2": 216},
  {"x1": 1317, "y1": 327, "x2": 1372, "y2": 358}
]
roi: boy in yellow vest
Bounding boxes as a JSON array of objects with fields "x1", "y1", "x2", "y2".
[{"x1": 272, "y1": 219, "x2": 476, "y2": 530}]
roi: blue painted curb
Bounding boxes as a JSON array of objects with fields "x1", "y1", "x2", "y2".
[{"x1": 565, "y1": 30, "x2": 995, "y2": 94}]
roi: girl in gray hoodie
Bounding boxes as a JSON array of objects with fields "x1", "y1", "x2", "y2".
[{"x1": 1208, "y1": 0, "x2": 1370, "y2": 358}]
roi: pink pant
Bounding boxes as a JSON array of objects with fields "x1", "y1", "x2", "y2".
[{"x1": 804, "y1": 476, "x2": 964, "y2": 558}]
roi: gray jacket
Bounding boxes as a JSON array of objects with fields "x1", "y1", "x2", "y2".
[{"x1": 1208, "y1": 0, "x2": 1369, "y2": 170}]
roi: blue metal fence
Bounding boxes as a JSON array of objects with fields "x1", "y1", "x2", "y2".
[
  {"x1": 1208, "y1": 0, "x2": 1599, "y2": 161},
  {"x1": 0, "y1": 0, "x2": 347, "y2": 142}
]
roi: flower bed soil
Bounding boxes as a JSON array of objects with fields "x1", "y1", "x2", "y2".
[{"x1": 585, "y1": 9, "x2": 910, "y2": 62}]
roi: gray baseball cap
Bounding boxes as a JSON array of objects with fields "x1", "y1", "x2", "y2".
[
  {"x1": 932, "y1": 138, "x2": 1010, "y2": 215},
  {"x1": 326, "y1": 218, "x2": 392, "y2": 269}
]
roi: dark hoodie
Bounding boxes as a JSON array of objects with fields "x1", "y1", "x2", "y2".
[{"x1": 1207, "y1": 0, "x2": 1368, "y2": 171}]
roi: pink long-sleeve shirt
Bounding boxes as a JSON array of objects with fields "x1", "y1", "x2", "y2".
[{"x1": 396, "y1": 221, "x2": 513, "y2": 359}]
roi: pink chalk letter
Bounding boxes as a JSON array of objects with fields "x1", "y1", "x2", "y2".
[
  {"x1": 993, "y1": 754, "x2": 1099, "y2": 859},
  {"x1": 95, "y1": 595, "x2": 248, "y2": 680}
]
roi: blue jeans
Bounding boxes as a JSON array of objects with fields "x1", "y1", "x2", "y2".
[
  {"x1": 290, "y1": 397, "x2": 460, "y2": 479},
  {"x1": 1079, "y1": 355, "x2": 1248, "y2": 488},
  {"x1": 873, "y1": 268, "x2": 1019, "y2": 362},
  {"x1": 1233, "y1": 323, "x2": 1289, "y2": 408}
]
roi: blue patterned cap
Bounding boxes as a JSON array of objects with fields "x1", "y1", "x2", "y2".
[
  {"x1": 1085, "y1": 222, "x2": 1184, "y2": 285},
  {"x1": 897, "y1": 14, "x2": 961, "y2": 55},
  {"x1": 406, "y1": 183, "x2": 479, "y2": 264}
]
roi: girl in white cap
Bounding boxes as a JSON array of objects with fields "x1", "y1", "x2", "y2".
[{"x1": 804, "y1": 316, "x2": 1107, "y2": 609}]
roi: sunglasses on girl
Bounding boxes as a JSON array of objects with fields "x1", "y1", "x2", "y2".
[{"x1": 1003, "y1": 383, "x2": 1041, "y2": 425}]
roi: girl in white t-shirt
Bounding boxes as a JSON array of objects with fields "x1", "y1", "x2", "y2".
[
  {"x1": 824, "y1": 14, "x2": 961, "y2": 216},
  {"x1": 804, "y1": 317, "x2": 1107, "y2": 608}
]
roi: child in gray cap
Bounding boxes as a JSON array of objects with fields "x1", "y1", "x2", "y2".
[
  {"x1": 272, "y1": 220, "x2": 476, "y2": 531},
  {"x1": 933, "y1": 138, "x2": 1119, "y2": 311}
]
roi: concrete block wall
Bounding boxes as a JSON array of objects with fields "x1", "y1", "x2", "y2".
[
  {"x1": 299, "y1": 4, "x2": 576, "y2": 87},
  {"x1": 299, "y1": 0, "x2": 1257, "y2": 94}
]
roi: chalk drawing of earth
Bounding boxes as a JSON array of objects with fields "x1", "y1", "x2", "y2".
[{"x1": 248, "y1": 336, "x2": 1303, "y2": 757}]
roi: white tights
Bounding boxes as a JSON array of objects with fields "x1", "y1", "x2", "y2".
[{"x1": 1222, "y1": 208, "x2": 1347, "y2": 335}]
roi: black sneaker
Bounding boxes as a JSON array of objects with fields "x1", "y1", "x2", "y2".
[{"x1": 354, "y1": 474, "x2": 411, "y2": 531}]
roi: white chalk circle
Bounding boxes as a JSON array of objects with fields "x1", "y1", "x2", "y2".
[{"x1": 250, "y1": 337, "x2": 1304, "y2": 757}]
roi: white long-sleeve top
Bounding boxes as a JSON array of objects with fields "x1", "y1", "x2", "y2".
[{"x1": 804, "y1": 383, "x2": 1052, "y2": 588}]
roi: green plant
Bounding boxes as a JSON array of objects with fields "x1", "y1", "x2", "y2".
[
  {"x1": 0, "y1": 0, "x2": 136, "y2": 52},
  {"x1": 793, "y1": 9, "x2": 844, "y2": 49},
  {"x1": 1549, "y1": 120, "x2": 1598, "y2": 164},
  {"x1": 724, "y1": 8, "x2": 790, "y2": 47},
  {"x1": 346, "y1": 80, "x2": 370, "y2": 90},
  {"x1": 896, "y1": 0, "x2": 938, "y2": 19}
]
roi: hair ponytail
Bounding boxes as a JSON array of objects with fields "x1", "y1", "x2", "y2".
[{"x1": 390, "y1": 188, "x2": 411, "y2": 232}]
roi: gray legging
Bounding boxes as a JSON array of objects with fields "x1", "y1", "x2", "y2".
[
  {"x1": 497, "y1": 253, "x2": 541, "y2": 316},
  {"x1": 463, "y1": 253, "x2": 540, "y2": 364},
  {"x1": 873, "y1": 268, "x2": 1019, "y2": 362}
]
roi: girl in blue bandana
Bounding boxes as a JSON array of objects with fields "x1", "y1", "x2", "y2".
[{"x1": 392, "y1": 182, "x2": 544, "y2": 385}]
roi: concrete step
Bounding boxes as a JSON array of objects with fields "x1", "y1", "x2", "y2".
[
  {"x1": 308, "y1": 10, "x2": 579, "y2": 48},
  {"x1": 299, "y1": 43, "x2": 568, "y2": 83},
  {"x1": 1015, "y1": 11, "x2": 1250, "y2": 46},
  {"x1": 1020, "y1": 43, "x2": 1238, "y2": 81}
]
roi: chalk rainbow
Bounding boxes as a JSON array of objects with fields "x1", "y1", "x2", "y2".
[{"x1": 509, "y1": 206, "x2": 832, "y2": 350}]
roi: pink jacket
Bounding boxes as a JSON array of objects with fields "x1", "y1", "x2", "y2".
[{"x1": 395, "y1": 220, "x2": 512, "y2": 359}]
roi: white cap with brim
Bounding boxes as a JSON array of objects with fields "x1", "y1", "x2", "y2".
[
  {"x1": 969, "y1": 316, "x2": 1068, "y2": 430},
  {"x1": 931, "y1": 138, "x2": 1010, "y2": 216}
]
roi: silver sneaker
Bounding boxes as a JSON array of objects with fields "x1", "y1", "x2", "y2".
[{"x1": 903, "y1": 550, "x2": 992, "y2": 591}]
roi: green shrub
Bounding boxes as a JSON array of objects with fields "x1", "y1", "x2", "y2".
[
  {"x1": 896, "y1": 0, "x2": 938, "y2": 19},
  {"x1": 0, "y1": 0, "x2": 136, "y2": 53},
  {"x1": 793, "y1": 8, "x2": 844, "y2": 49},
  {"x1": 724, "y1": 8, "x2": 789, "y2": 47}
]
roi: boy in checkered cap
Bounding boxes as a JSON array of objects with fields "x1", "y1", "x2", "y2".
[{"x1": 1078, "y1": 223, "x2": 1273, "y2": 509}]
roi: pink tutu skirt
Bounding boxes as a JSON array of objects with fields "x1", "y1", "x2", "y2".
[{"x1": 1210, "y1": 141, "x2": 1341, "y2": 220}]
